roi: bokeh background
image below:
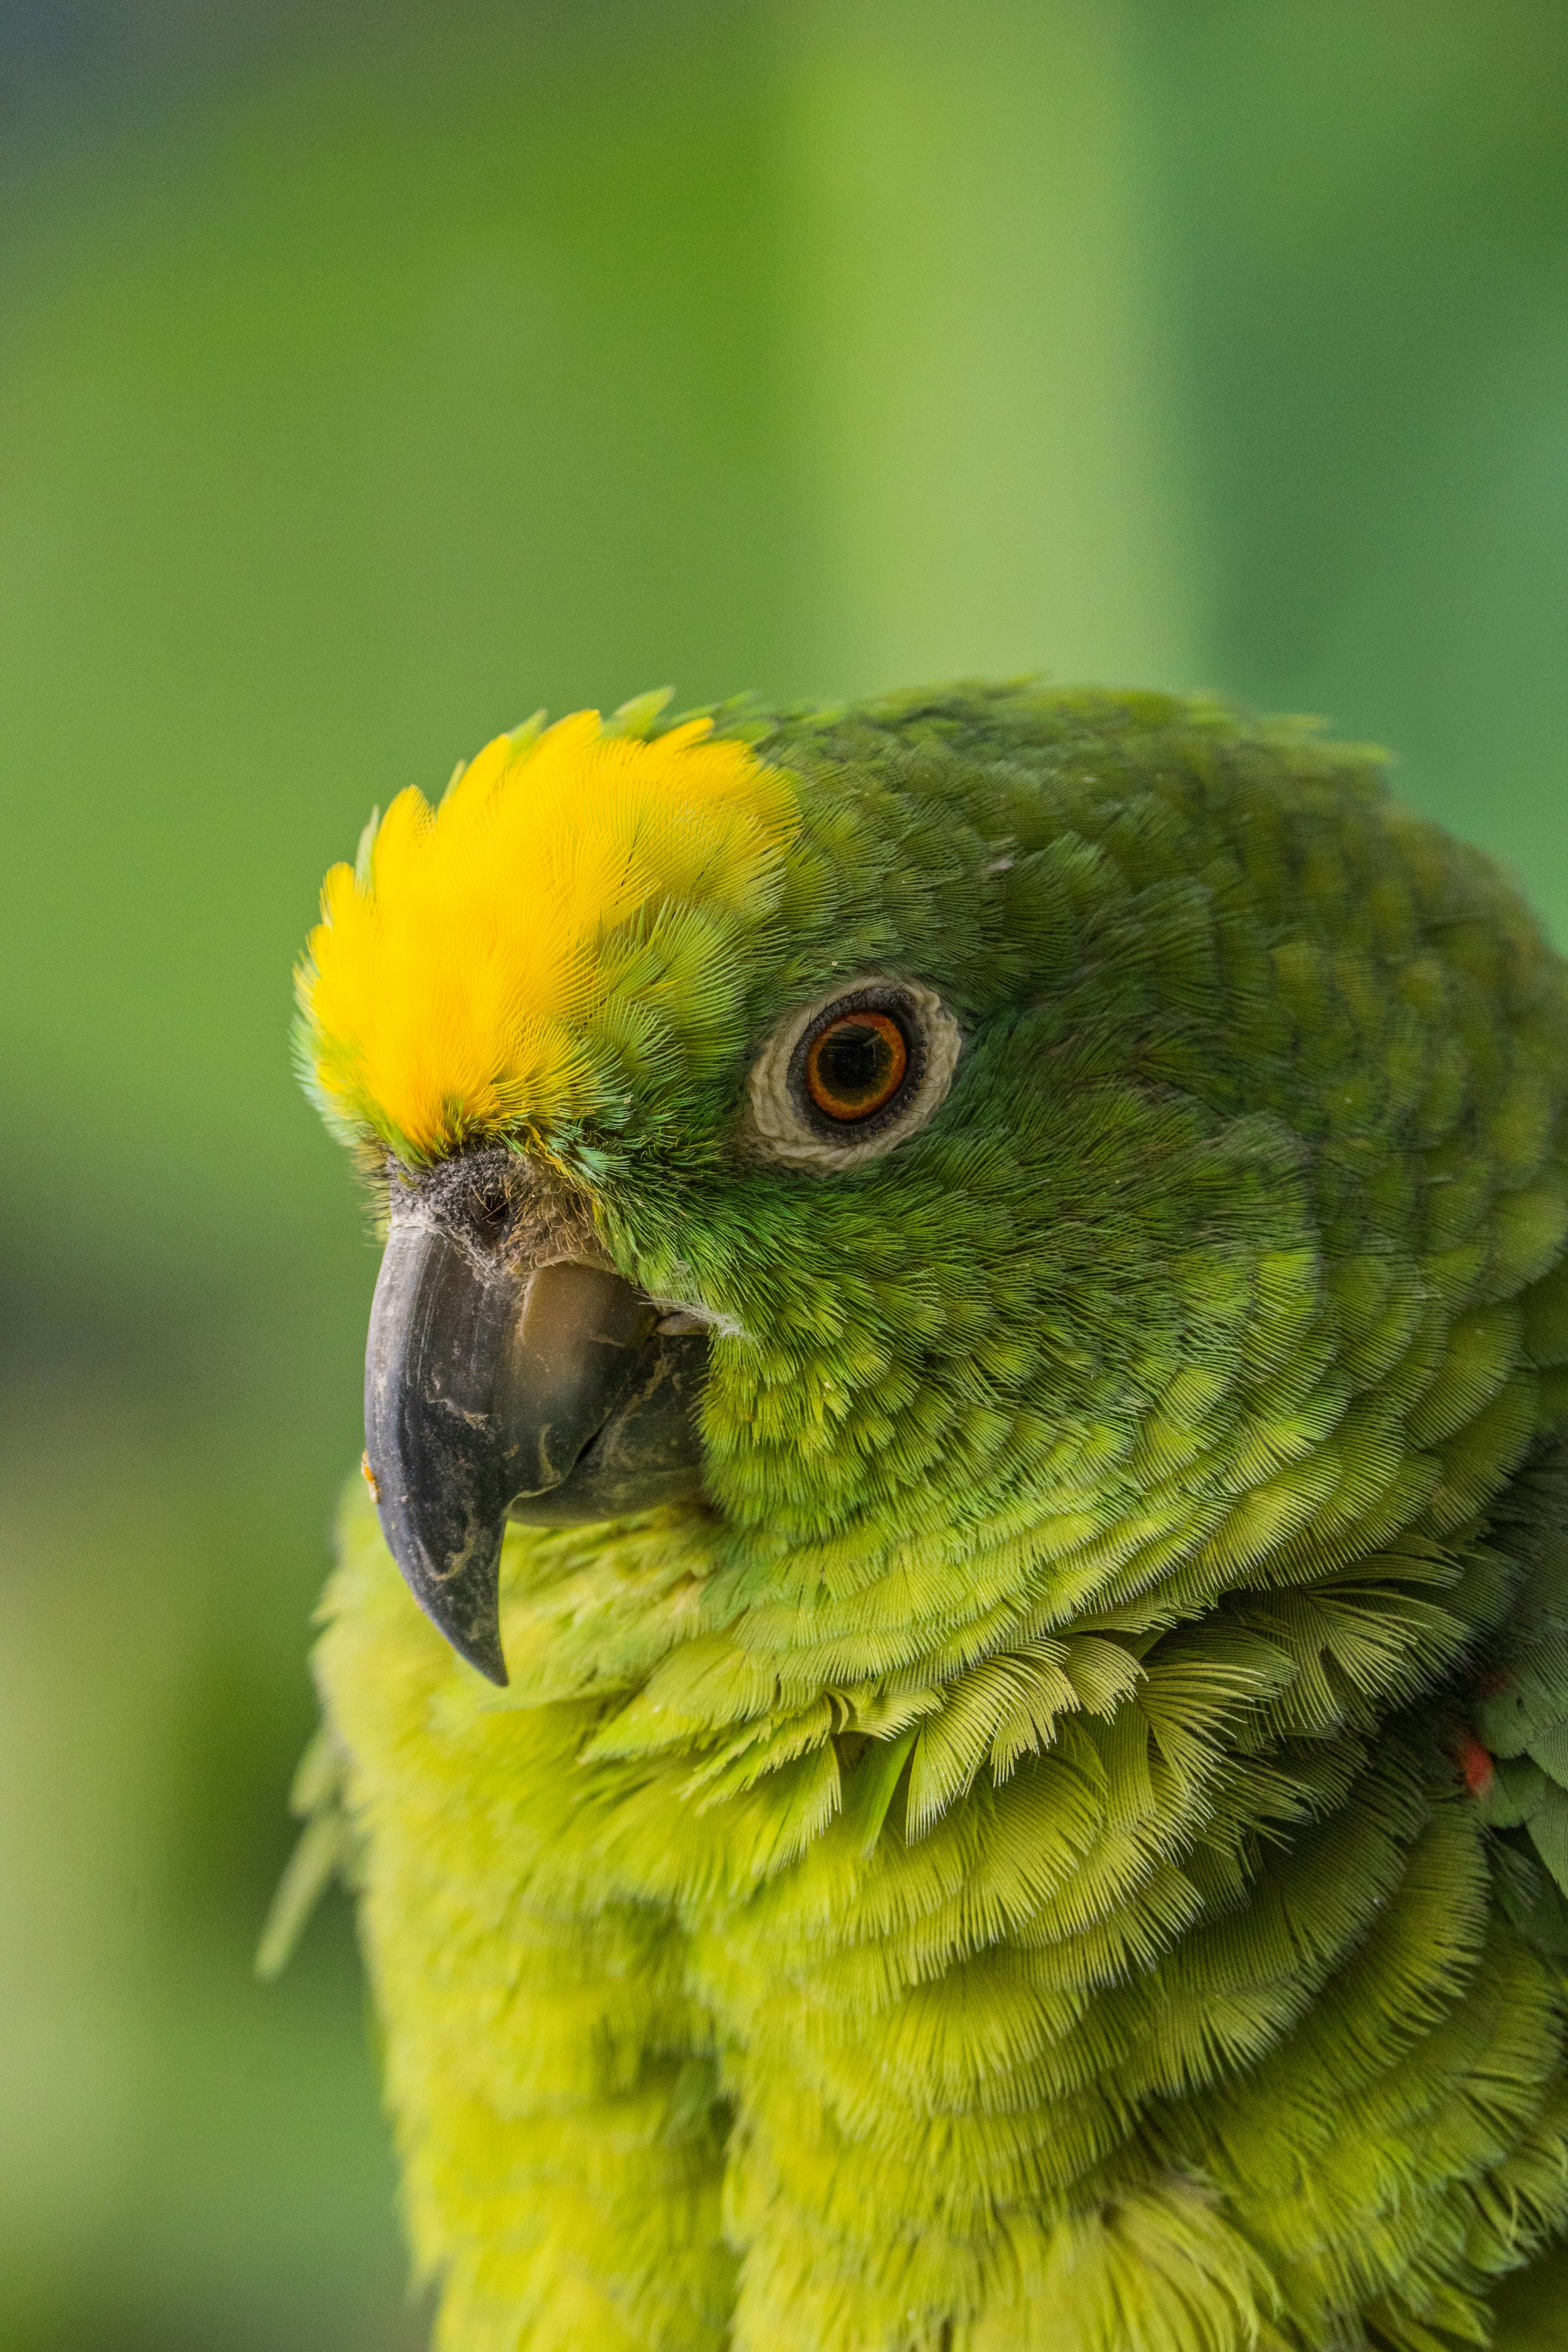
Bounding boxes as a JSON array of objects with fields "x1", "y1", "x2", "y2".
[{"x1": 4, "y1": 2, "x2": 1568, "y2": 2344}]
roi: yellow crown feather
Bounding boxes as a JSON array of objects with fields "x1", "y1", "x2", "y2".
[{"x1": 298, "y1": 707, "x2": 796, "y2": 1158}]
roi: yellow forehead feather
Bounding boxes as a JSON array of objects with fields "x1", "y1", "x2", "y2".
[{"x1": 298, "y1": 708, "x2": 796, "y2": 1157}]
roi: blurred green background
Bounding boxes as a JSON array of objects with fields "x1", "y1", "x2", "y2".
[{"x1": 4, "y1": 2, "x2": 1568, "y2": 2344}]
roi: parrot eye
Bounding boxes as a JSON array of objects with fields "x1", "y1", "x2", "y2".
[
  {"x1": 747, "y1": 977, "x2": 962, "y2": 1169},
  {"x1": 804, "y1": 1010, "x2": 908, "y2": 1121}
]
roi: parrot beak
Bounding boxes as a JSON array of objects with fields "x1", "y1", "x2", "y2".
[{"x1": 362, "y1": 1157, "x2": 708, "y2": 1684}]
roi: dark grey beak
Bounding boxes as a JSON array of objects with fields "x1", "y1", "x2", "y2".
[{"x1": 363, "y1": 1156, "x2": 707, "y2": 1683}]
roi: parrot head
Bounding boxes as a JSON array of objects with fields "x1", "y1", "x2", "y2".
[{"x1": 299, "y1": 684, "x2": 1528, "y2": 1699}]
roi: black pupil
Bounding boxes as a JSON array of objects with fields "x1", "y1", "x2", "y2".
[{"x1": 821, "y1": 1020, "x2": 893, "y2": 1102}]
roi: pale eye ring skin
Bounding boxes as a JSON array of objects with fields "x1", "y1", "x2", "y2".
[{"x1": 746, "y1": 977, "x2": 963, "y2": 1170}]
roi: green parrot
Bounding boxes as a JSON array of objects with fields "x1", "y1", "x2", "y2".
[{"x1": 275, "y1": 682, "x2": 1568, "y2": 2352}]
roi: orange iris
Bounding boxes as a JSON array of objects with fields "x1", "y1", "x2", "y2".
[{"x1": 804, "y1": 1011, "x2": 908, "y2": 1122}]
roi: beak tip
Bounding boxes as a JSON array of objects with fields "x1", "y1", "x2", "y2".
[
  {"x1": 367, "y1": 1480, "x2": 511, "y2": 1687},
  {"x1": 408, "y1": 1559, "x2": 510, "y2": 1685},
  {"x1": 460, "y1": 1631, "x2": 510, "y2": 1688}
]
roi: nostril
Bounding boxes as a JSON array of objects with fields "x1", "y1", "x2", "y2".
[
  {"x1": 468, "y1": 1183, "x2": 511, "y2": 1238},
  {"x1": 394, "y1": 1142, "x2": 610, "y2": 1272}
]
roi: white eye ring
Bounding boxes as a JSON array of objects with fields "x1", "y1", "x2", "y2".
[{"x1": 746, "y1": 976, "x2": 962, "y2": 1170}]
